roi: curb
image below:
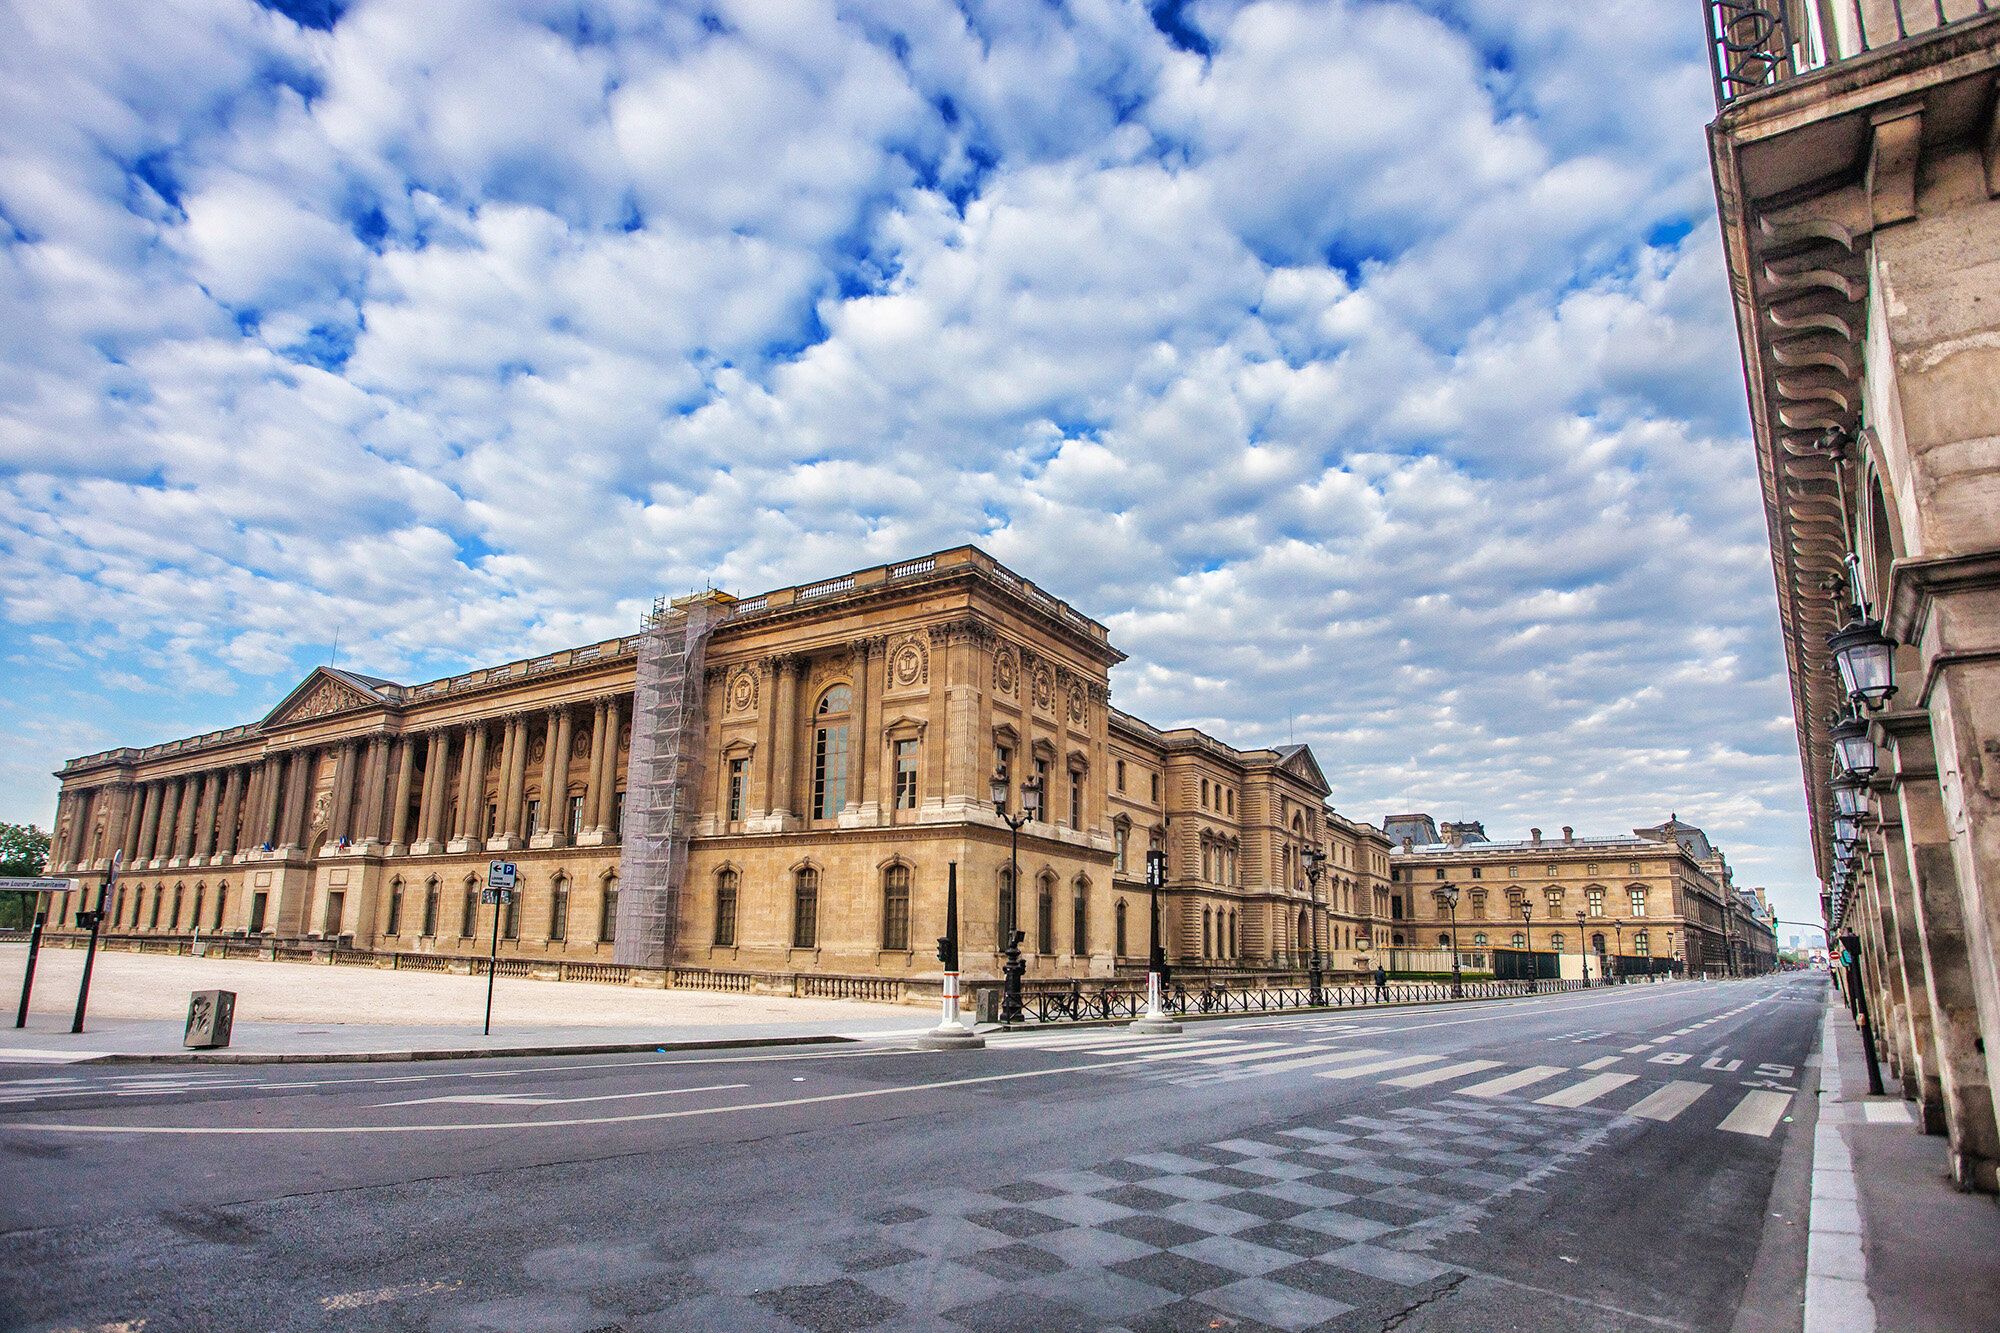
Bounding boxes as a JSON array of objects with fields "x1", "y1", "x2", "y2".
[{"x1": 76, "y1": 1033, "x2": 855, "y2": 1066}]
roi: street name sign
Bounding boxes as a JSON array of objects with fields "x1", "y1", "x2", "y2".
[{"x1": 0, "y1": 878, "x2": 73, "y2": 892}]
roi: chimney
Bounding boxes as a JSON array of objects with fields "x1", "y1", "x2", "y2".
[
  {"x1": 1562, "y1": 826, "x2": 1573, "y2": 843},
  {"x1": 1530, "y1": 828, "x2": 1541, "y2": 845}
]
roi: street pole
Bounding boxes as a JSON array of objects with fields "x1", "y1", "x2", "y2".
[
  {"x1": 1447, "y1": 890, "x2": 1462, "y2": 999},
  {"x1": 1575, "y1": 910, "x2": 1588, "y2": 987},
  {"x1": 1303, "y1": 848, "x2": 1325, "y2": 1006},
  {"x1": 1521, "y1": 899, "x2": 1536, "y2": 994},
  {"x1": 1132, "y1": 847, "x2": 1181, "y2": 1034},
  {"x1": 919, "y1": 861, "x2": 983, "y2": 1049},
  {"x1": 15, "y1": 907, "x2": 46, "y2": 1028},
  {"x1": 71, "y1": 850, "x2": 118, "y2": 1034},
  {"x1": 483, "y1": 891, "x2": 502, "y2": 1037},
  {"x1": 1000, "y1": 806, "x2": 1026, "y2": 1025},
  {"x1": 1839, "y1": 932, "x2": 1887, "y2": 1096}
]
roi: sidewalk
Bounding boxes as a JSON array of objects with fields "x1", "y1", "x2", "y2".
[{"x1": 1804, "y1": 996, "x2": 2000, "y2": 1333}]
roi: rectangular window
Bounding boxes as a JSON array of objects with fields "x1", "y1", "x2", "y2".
[
  {"x1": 1630, "y1": 889, "x2": 1647, "y2": 916},
  {"x1": 727, "y1": 758, "x2": 747, "y2": 822},
  {"x1": 994, "y1": 744, "x2": 1011, "y2": 801},
  {"x1": 1069, "y1": 773, "x2": 1082, "y2": 828},
  {"x1": 1150, "y1": 773, "x2": 1160, "y2": 803},
  {"x1": 813, "y1": 724, "x2": 850, "y2": 820},
  {"x1": 715, "y1": 873, "x2": 737, "y2": 946},
  {"x1": 325, "y1": 891, "x2": 344, "y2": 937},
  {"x1": 501, "y1": 894, "x2": 516, "y2": 940},
  {"x1": 894, "y1": 740, "x2": 919, "y2": 810},
  {"x1": 1435, "y1": 868, "x2": 1446, "y2": 880},
  {"x1": 793, "y1": 871, "x2": 819, "y2": 948},
  {"x1": 525, "y1": 799, "x2": 539, "y2": 837},
  {"x1": 1073, "y1": 887, "x2": 1088, "y2": 955},
  {"x1": 1037, "y1": 879, "x2": 1054, "y2": 955},
  {"x1": 1471, "y1": 867, "x2": 1481, "y2": 878},
  {"x1": 1201, "y1": 778, "x2": 1209, "y2": 807},
  {"x1": 1509, "y1": 865, "x2": 1521, "y2": 877},
  {"x1": 386, "y1": 881, "x2": 403, "y2": 936},
  {"x1": 1226, "y1": 790, "x2": 1233, "y2": 815},
  {"x1": 1115, "y1": 825, "x2": 1128, "y2": 872},
  {"x1": 998, "y1": 868, "x2": 1015, "y2": 946},
  {"x1": 1587, "y1": 888, "x2": 1605, "y2": 917},
  {"x1": 1034, "y1": 758, "x2": 1050, "y2": 815},
  {"x1": 486, "y1": 803, "x2": 499, "y2": 838},
  {"x1": 883, "y1": 866, "x2": 910, "y2": 951},
  {"x1": 600, "y1": 881, "x2": 618, "y2": 942},
  {"x1": 462, "y1": 885, "x2": 478, "y2": 937},
  {"x1": 1546, "y1": 863, "x2": 1558, "y2": 876},
  {"x1": 250, "y1": 891, "x2": 267, "y2": 933},
  {"x1": 1629, "y1": 862, "x2": 1642, "y2": 876},
  {"x1": 568, "y1": 795, "x2": 585, "y2": 838},
  {"x1": 549, "y1": 878, "x2": 568, "y2": 942},
  {"x1": 1116, "y1": 760, "x2": 1126, "y2": 792},
  {"x1": 612, "y1": 790, "x2": 623, "y2": 836}
]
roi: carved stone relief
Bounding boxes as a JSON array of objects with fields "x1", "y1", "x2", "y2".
[
  {"x1": 1032, "y1": 664, "x2": 1054, "y2": 713},
  {"x1": 727, "y1": 665, "x2": 760, "y2": 714},
  {"x1": 993, "y1": 645, "x2": 1018, "y2": 695},
  {"x1": 888, "y1": 635, "x2": 928, "y2": 690},
  {"x1": 1067, "y1": 678, "x2": 1087, "y2": 722},
  {"x1": 288, "y1": 677, "x2": 369, "y2": 722}
]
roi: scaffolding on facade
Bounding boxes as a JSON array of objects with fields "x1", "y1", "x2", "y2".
[{"x1": 612, "y1": 591, "x2": 728, "y2": 968}]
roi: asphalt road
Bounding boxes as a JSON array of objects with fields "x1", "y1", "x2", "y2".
[{"x1": 0, "y1": 974, "x2": 1827, "y2": 1333}]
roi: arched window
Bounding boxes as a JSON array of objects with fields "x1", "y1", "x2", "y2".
[
  {"x1": 599, "y1": 874, "x2": 619, "y2": 943},
  {"x1": 793, "y1": 867, "x2": 819, "y2": 948},
  {"x1": 1438, "y1": 933, "x2": 1451, "y2": 948},
  {"x1": 386, "y1": 878, "x2": 404, "y2": 936},
  {"x1": 1592, "y1": 932, "x2": 1606, "y2": 954},
  {"x1": 812, "y1": 687, "x2": 851, "y2": 821},
  {"x1": 549, "y1": 874, "x2": 569, "y2": 942},
  {"x1": 1114, "y1": 824, "x2": 1129, "y2": 872},
  {"x1": 715, "y1": 870, "x2": 738, "y2": 946},
  {"x1": 1202, "y1": 908, "x2": 1213, "y2": 958},
  {"x1": 149, "y1": 885, "x2": 163, "y2": 929},
  {"x1": 1037, "y1": 874, "x2": 1055, "y2": 956},
  {"x1": 883, "y1": 865, "x2": 910, "y2": 951},
  {"x1": 423, "y1": 878, "x2": 440, "y2": 936},
  {"x1": 501, "y1": 890, "x2": 517, "y2": 941},
  {"x1": 213, "y1": 883, "x2": 227, "y2": 931},
  {"x1": 461, "y1": 879, "x2": 479, "y2": 937},
  {"x1": 1299, "y1": 910, "x2": 1309, "y2": 956},
  {"x1": 998, "y1": 866, "x2": 1016, "y2": 947},
  {"x1": 1072, "y1": 878, "x2": 1088, "y2": 956},
  {"x1": 1115, "y1": 900, "x2": 1128, "y2": 957},
  {"x1": 170, "y1": 883, "x2": 184, "y2": 930}
]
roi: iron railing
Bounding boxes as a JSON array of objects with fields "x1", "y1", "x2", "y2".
[
  {"x1": 1707, "y1": 0, "x2": 1991, "y2": 107},
  {"x1": 1008, "y1": 976, "x2": 1611, "y2": 1025}
]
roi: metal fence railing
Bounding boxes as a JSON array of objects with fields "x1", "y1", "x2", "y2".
[
  {"x1": 1706, "y1": 0, "x2": 1991, "y2": 107},
  {"x1": 1007, "y1": 976, "x2": 1613, "y2": 1025}
]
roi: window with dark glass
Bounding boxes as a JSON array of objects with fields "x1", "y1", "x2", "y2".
[
  {"x1": 1072, "y1": 881, "x2": 1087, "y2": 955},
  {"x1": 1037, "y1": 875, "x2": 1054, "y2": 955},
  {"x1": 549, "y1": 875, "x2": 568, "y2": 942},
  {"x1": 812, "y1": 687, "x2": 851, "y2": 821},
  {"x1": 793, "y1": 868, "x2": 819, "y2": 948},
  {"x1": 462, "y1": 882, "x2": 478, "y2": 937},
  {"x1": 1115, "y1": 900, "x2": 1128, "y2": 957},
  {"x1": 423, "y1": 879, "x2": 439, "y2": 936},
  {"x1": 727, "y1": 758, "x2": 747, "y2": 822},
  {"x1": 1069, "y1": 773, "x2": 1081, "y2": 828},
  {"x1": 600, "y1": 876, "x2": 619, "y2": 942},
  {"x1": 386, "y1": 879, "x2": 403, "y2": 935},
  {"x1": 883, "y1": 865, "x2": 910, "y2": 951},
  {"x1": 998, "y1": 867, "x2": 1015, "y2": 945},
  {"x1": 715, "y1": 870, "x2": 737, "y2": 946},
  {"x1": 568, "y1": 795, "x2": 586, "y2": 838}
]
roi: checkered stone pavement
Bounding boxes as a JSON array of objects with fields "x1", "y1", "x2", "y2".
[{"x1": 635, "y1": 1098, "x2": 1619, "y2": 1332}]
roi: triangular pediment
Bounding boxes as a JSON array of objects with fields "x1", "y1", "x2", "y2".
[
  {"x1": 261, "y1": 668, "x2": 390, "y2": 730},
  {"x1": 1275, "y1": 743, "x2": 1330, "y2": 797}
]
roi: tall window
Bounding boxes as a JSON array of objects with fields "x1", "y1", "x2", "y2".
[
  {"x1": 994, "y1": 744, "x2": 1012, "y2": 804},
  {"x1": 525, "y1": 799, "x2": 539, "y2": 836},
  {"x1": 1069, "y1": 772, "x2": 1082, "y2": 828},
  {"x1": 600, "y1": 875, "x2": 619, "y2": 943},
  {"x1": 998, "y1": 867, "x2": 1016, "y2": 946},
  {"x1": 549, "y1": 874, "x2": 569, "y2": 942},
  {"x1": 1115, "y1": 825, "x2": 1128, "y2": 872},
  {"x1": 1072, "y1": 879, "x2": 1088, "y2": 955},
  {"x1": 813, "y1": 687, "x2": 851, "y2": 821},
  {"x1": 501, "y1": 893, "x2": 517, "y2": 940},
  {"x1": 727, "y1": 758, "x2": 747, "y2": 822},
  {"x1": 1033, "y1": 758, "x2": 1050, "y2": 815},
  {"x1": 568, "y1": 795, "x2": 586, "y2": 838},
  {"x1": 423, "y1": 878, "x2": 439, "y2": 936},
  {"x1": 386, "y1": 879, "x2": 403, "y2": 936},
  {"x1": 486, "y1": 802, "x2": 499, "y2": 838},
  {"x1": 249, "y1": 891, "x2": 265, "y2": 932},
  {"x1": 1586, "y1": 888, "x2": 1605, "y2": 917},
  {"x1": 1115, "y1": 900, "x2": 1128, "y2": 957},
  {"x1": 1116, "y1": 760, "x2": 1126, "y2": 791},
  {"x1": 1203, "y1": 908, "x2": 1213, "y2": 958},
  {"x1": 190, "y1": 886, "x2": 204, "y2": 932},
  {"x1": 793, "y1": 868, "x2": 819, "y2": 948},
  {"x1": 213, "y1": 885, "x2": 227, "y2": 931},
  {"x1": 894, "y1": 740, "x2": 919, "y2": 810},
  {"x1": 883, "y1": 865, "x2": 910, "y2": 950},
  {"x1": 1037, "y1": 875, "x2": 1055, "y2": 955},
  {"x1": 1226, "y1": 790, "x2": 1233, "y2": 816},
  {"x1": 1545, "y1": 889, "x2": 1563, "y2": 918},
  {"x1": 170, "y1": 884, "x2": 184, "y2": 929},
  {"x1": 1635, "y1": 930, "x2": 1650, "y2": 955},
  {"x1": 462, "y1": 881, "x2": 478, "y2": 937},
  {"x1": 1551, "y1": 932, "x2": 1565, "y2": 951},
  {"x1": 149, "y1": 886, "x2": 162, "y2": 929},
  {"x1": 1201, "y1": 778, "x2": 1210, "y2": 807},
  {"x1": 1151, "y1": 773, "x2": 1160, "y2": 802},
  {"x1": 1629, "y1": 888, "x2": 1647, "y2": 916},
  {"x1": 715, "y1": 870, "x2": 737, "y2": 946}
]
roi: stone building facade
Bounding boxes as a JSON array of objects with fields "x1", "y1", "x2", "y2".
[
  {"x1": 1386, "y1": 816, "x2": 1778, "y2": 976},
  {"x1": 41, "y1": 547, "x2": 1392, "y2": 985},
  {"x1": 1706, "y1": 2, "x2": 2000, "y2": 1189}
]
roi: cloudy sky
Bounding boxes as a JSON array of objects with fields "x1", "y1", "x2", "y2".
[{"x1": 0, "y1": 0, "x2": 1818, "y2": 932}]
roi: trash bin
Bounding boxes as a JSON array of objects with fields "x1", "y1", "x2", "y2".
[{"x1": 184, "y1": 989, "x2": 236, "y2": 1049}]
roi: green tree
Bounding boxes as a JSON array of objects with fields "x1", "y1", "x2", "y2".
[{"x1": 0, "y1": 823, "x2": 51, "y2": 928}]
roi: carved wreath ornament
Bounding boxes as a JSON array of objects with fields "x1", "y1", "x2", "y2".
[
  {"x1": 994, "y1": 646, "x2": 1017, "y2": 694},
  {"x1": 891, "y1": 639, "x2": 927, "y2": 688},
  {"x1": 728, "y1": 667, "x2": 758, "y2": 714}
]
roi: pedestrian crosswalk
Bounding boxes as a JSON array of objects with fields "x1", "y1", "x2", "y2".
[{"x1": 976, "y1": 1028, "x2": 1798, "y2": 1139}]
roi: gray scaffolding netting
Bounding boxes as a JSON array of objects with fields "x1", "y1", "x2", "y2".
[{"x1": 613, "y1": 594, "x2": 723, "y2": 968}]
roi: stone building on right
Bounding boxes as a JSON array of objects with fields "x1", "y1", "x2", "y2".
[{"x1": 1705, "y1": 1, "x2": 2000, "y2": 1189}]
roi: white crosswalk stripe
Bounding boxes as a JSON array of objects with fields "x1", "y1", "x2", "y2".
[
  {"x1": 1624, "y1": 1080, "x2": 1710, "y2": 1122},
  {"x1": 1378, "y1": 1059, "x2": 1502, "y2": 1088},
  {"x1": 1717, "y1": 1089, "x2": 1792, "y2": 1137},
  {"x1": 1535, "y1": 1072, "x2": 1638, "y2": 1107},
  {"x1": 1581, "y1": 1055, "x2": 1622, "y2": 1070},
  {"x1": 1457, "y1": 1065, "x2": 1569, "y2": 1098},
  {"x1": 1314, "y1": 1054, "x2": 1442, "y2": 1080}
]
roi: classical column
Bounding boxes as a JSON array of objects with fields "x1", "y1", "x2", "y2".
[
  {"x1": 924, "y1": 627, "x2": 950, "y2": 807},
  {"x1": 751, "y1": 660, "x2": 780, "y2": 820},
  {"x1": 531, "y1": 707, "x2": 564, "y2": 848},
  {"x1": 770, "y1": 661, "x2": 801, "y2": 823},
  {"x1": 413, "y1": 730, "x2": 446, "y2": 853},
  {"x1": 845, "y1": 639, "x2": 875, "y2": 825},
  {"x1": 579, "y1": 699, "x2": 608, "y2": 842},
  {"x1": 535, "y1": 708, "x2": 559, "y2": 831},
  {"x1": 256, "y1": 755, "x2": 283, "y2": 851},
  {"x1": 328, "y1": 742, "x2": 358, "y2": 849},
  {"x1": 191, "y1": 771, "x2": 218, "y2": 861},
  {"x1": 354, "y1": 736, "x2": 385, "y2": 847},
  {"x1": 153, "y1": 780, "x2": 181, "y2": 866},
  {"x1": 493, "y1": 718, "x2": 518, "y2": 837},
  {"x1": 507, "y1": 715, "x2": 530, "y2": 837},
  {"x1": 595, "y1": 698, "x2": 624, "y2": 838},
  {"x1": 127, "y1": 781, "x2": 154, "y2": 863},
  {"x1": 279, "y1": 749, "x2": 311, "y2": 852},
  {"x1": 464, "y1": 722, "x2": 491, "y2": 845},
  {"x1": 217, "y1": 766, "x2": 245, "y2": 860},
  {"x1": 388, "y1": 737, "x2": 416, "y2": 853}
]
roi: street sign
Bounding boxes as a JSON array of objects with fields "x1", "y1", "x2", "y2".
[
  {"x1": 481, "y1": 887, "x2": 514, "y2": 905},
  {"x1": 0, "y1": 878, "x2": 73, "y2": 893},
  {"x1": 486, "y1": 861, "x2": 517, "y2": 890}
]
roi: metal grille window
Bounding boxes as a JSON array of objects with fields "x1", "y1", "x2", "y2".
[
  {"x1": 600, "y1": 877, "x2": 618, "y2": 943},
  {"x1": 793, "y1": 868, "x2": 819, "y2": 948},
  {"x1": 812, "y1": 687, "x2": 851, "y2": 821},
  {"x1": 894, "y1": 740, "x2": 919, "y2": 810},
  {"x1": 727, "y1": 759, "x2": 747, "y2": 822},
  {"x1": 549, "y1": 875, "x2": 568, "y2": 942},
  {"x1": 883, "y1": 865, "x2": 910, "y2": 951},
  {"x1": 715, "y1": 870, "x2": 737, "y2": 946}
]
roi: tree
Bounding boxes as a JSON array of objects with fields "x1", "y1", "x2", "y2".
[{"x1": 0, "y1": 823, "x2": 51, "y2": 928}]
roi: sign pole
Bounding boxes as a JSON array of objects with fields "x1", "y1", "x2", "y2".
[
  {"x1": 481, "y1": 860, "x2": 516, "y2": 1038},
  {"x1": 14, "y1": 908, "x2": 45, "y2": 1028},
  {"x1": 484, "y1": 894, "x2": 502, "y2": 1037},
  {"x1": 72, "y1": 852, "x2": 118, "y2": 1034}
]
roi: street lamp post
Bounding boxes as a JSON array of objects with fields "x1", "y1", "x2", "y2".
[
  {"x1": 1611, "y1": 918, "x2": 1624, "y2": 984},
  {"x1": 1441, "y1": 885, "x2": 1462, "y2": 998},
  {"x1": 1302, "y1": 846, "x2": 1327, "y2": 1006},
  {"x1": 988, "y1": 769, "x2": 1041, "y2": 1025},
  {"x1": 1519, "y1": 897, "x2": 1536, "y2": 994},
  {"x1": 1575, "y1": 909, "x2": 1589, "y2": 986},
  {"x1": 1132, "y1": 847, "x2": 1182, "y2": 1034}
]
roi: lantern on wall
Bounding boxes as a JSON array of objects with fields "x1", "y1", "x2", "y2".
[
  {"x1": 1828, "y1": 612, "x2": 1896, "y2": 707},
  {"x1": 1830, "y1": 767, "x2": 1868, "y2": 818},
  {"x1": 1830, "y1": 709, "x2": 1877, "y2": 778}
]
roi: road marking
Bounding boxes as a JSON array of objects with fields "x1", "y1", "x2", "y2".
[
  {"x1": 1313, "y1": 1054, "x2": 1442, "y2": 1080},
  {"x1": 1581, "y1": 1055, "x2": 1622, "y2": 1070},
  {"x1": 1457, "y1": 1066, "x2": 1569, "y2": 1098},
  {"x1": 1621, "y1": 1045, "x2": 1651, "y2": 1054},
  {"x1": 1623, "y1": 1081, "x2": 1710, "y2": 1122},
  {"x1": 1718, "y1": 1090, "x2": 1792, "y2": 1137},
  {"x1": 1378, "y1": 1059, "x2": 1501, "y2": 1088},
  {"x1": 1535, "y1": 1073, "x2": 1637, "y2": 1107},
  {"x1": 1187, "y1": 1048, "x2": 1394, "y2": 1079},
  {"x1": 375, "y1": 1081, "x2": 748, "y2": 1108},
  {"x1": 1195, "y1": 1043, "x2": 1361, "y2": 1066}
]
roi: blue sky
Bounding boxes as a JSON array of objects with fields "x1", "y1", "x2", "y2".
[{"x1": 0, "y1": 1, "x2": 1815, "y2": 932}]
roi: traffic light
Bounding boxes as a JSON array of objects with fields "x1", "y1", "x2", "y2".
[{"x1": 935, "y1": 935, "x2": 956, "y2": 969}]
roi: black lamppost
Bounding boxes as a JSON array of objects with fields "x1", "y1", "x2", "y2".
[
  {"x1": 1519, "y1": 896, "x2": 1536, "y2": 993},
  {"x1": 989, "y1": 768, "x2": 1041, "y2": 1024},
  {"x1": 1302, "y1": 846, "x2": 1327, "y2": 1005},
  {"x1": 1442, "y1": 884, "x2": 1462, "y2": 998},
  {"x1": 1575, "y1": 909, "x2": 1589, "y2": 986},
  {"x1": 1611, "y1": 918, "x2": 1624, "y2": 984},
  {"x1": 1132, "y1": 846, "x2": 1182, "y2": 1033}
]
